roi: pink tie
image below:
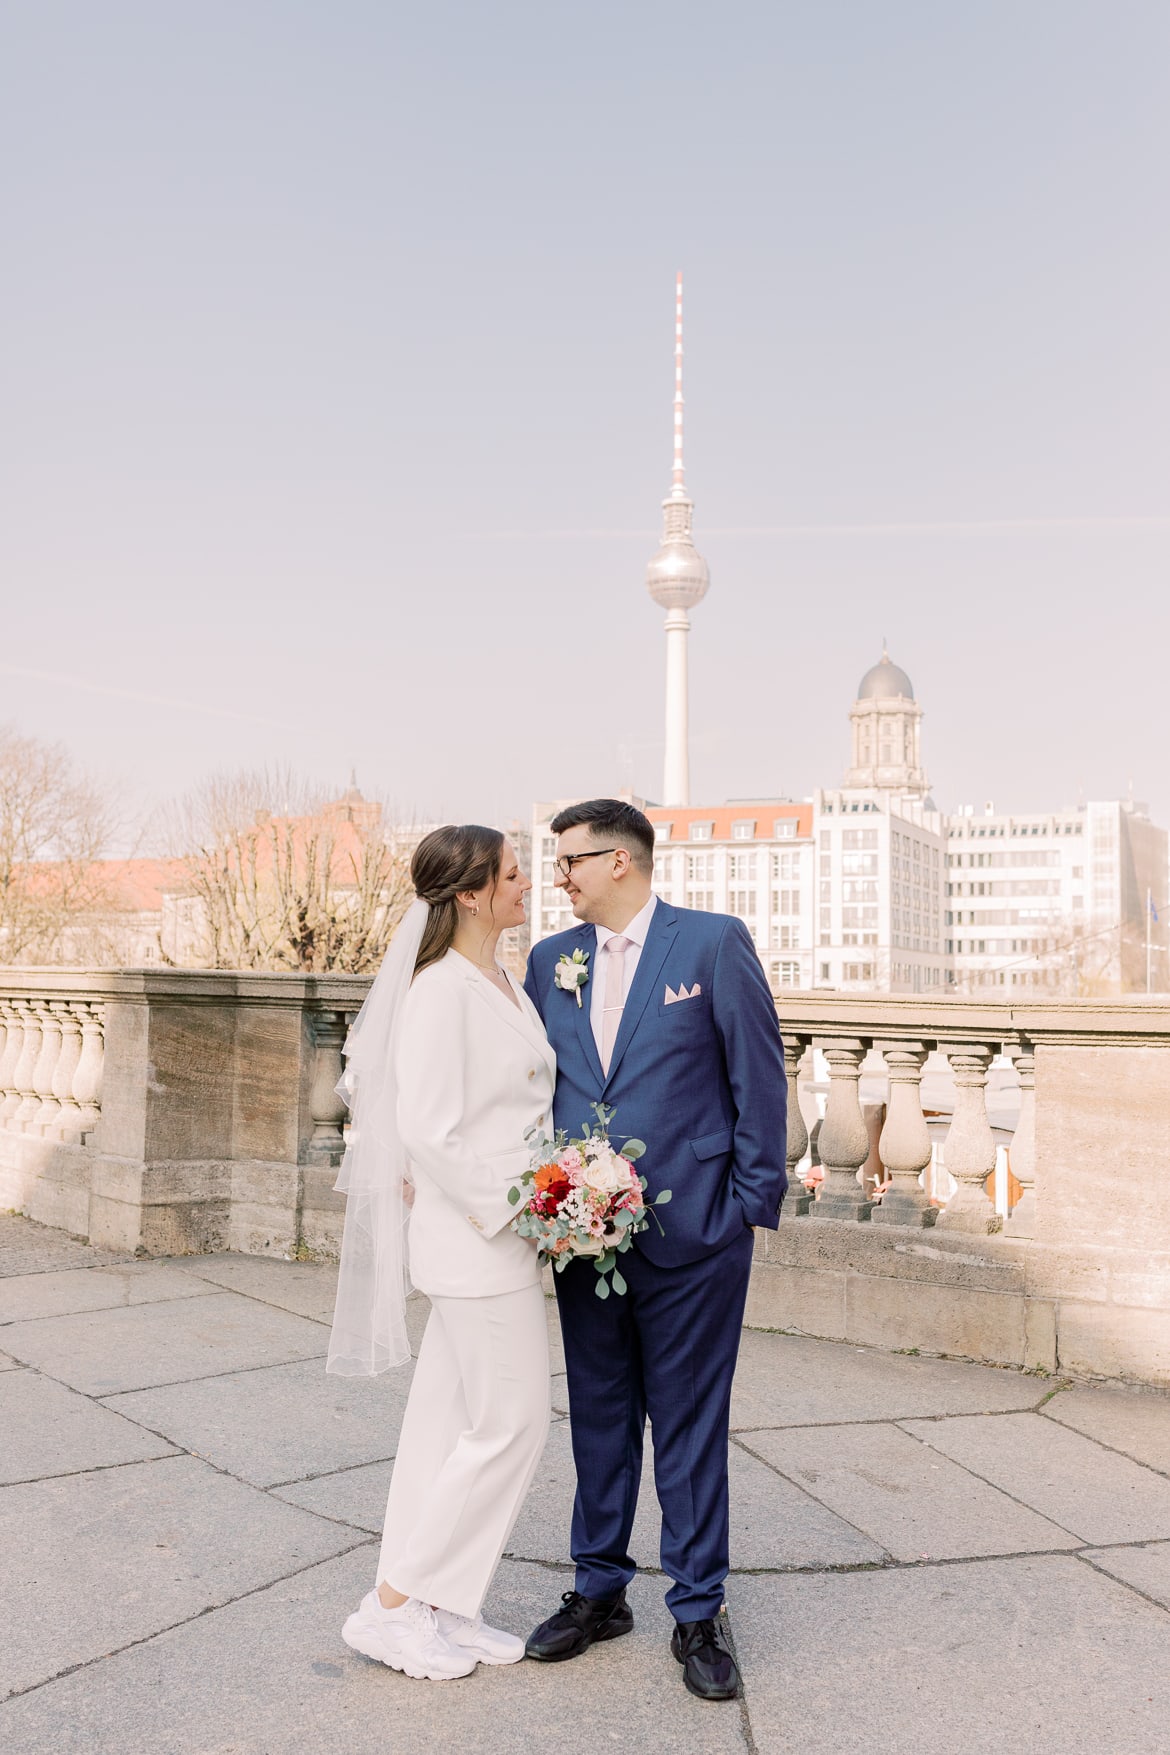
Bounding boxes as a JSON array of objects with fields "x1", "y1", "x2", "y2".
[{"x1": 600, "y1": 936, "x2": 631, "y2": 1074}]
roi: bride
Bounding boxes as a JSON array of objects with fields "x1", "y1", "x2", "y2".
[{"x1": 327, "y1": 824, "x2": 555, "y2": 1680}]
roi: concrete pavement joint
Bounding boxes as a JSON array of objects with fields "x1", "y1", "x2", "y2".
[
  {"x1": 1072, "y1": 1548, "x2": 1170, "y2": 1618},
  {"x1": 0, "y1": 1537, "x2": 377, "y2": 1706}
]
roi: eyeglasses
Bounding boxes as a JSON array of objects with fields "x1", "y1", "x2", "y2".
[{"x1": 554, "y1": 848, "x2": 617, "y2": 878}]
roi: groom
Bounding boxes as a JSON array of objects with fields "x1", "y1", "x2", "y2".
[{"x1": 523, "y1": 799, "x2": 786, "y2": 1700}]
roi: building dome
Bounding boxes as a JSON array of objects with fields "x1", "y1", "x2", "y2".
[{"x1": 857, "y1": 648, "x2": 914, "y2": 702}]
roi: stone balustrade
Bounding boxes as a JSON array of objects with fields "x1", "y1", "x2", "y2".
[
  {"x1": 762, "y1": 993, "x2": 1170, "y2": 1388},
  {"x1": 0, "y1": 968, "x2": 367, "y2": 1257},
  {"x1": 1, "y1": 971, "x2": 1167, "y2": 1387}
]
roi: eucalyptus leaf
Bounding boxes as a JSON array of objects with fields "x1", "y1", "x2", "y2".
[
  {"x1": 507, "y1": 1186, "x2": 521, "y2": 1205},
  {"x1": 594, "y1": 1277, "x2": 610, "y2": 1300},
  {"x1": 611, "y1": 1267, "x2": 627, "y2": 1295},
  {"x1": 654, "y1": 1189, "x2": 673, "y2": 1205},
  {"x1": 623, "y1": 1140, "x2": 646, "y2": 1159}
]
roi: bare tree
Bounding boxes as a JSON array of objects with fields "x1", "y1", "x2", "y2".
[
  {"x1": 0, "y1": 725, "x2": 116, "y2": 964},
  {"x1": 164, "y1": 770, "x2": 414, "y2": 973}
]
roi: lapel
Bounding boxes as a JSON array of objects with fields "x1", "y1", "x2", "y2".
[
  {"x1": 603, "y1": 900, "x2": 679, "y2": 1090},
  {"x1": 464, "y1": 961, "x2": 556, "y2": 1077},
  {"x1": 556, "y1": 924, "x2": 604, "y2": 1087}
]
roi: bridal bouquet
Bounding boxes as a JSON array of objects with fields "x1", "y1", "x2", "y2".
[{"x1": 507, "y1": 1103, "x2": 671, "y2": 1298}]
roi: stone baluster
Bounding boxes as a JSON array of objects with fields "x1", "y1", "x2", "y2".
[
  {"x1": 810, "y1": 1040, "x2": 873, "y2": 1220},
  {"x1": 50, "y1": 1002, "x2": 85, "y2": 1141},
  {"x1": 782, "y1": 1034, "x2": 812, "y2": 1216},
  {"x1": 30, "y1": 1001, "x2": 64, "y2": 1135},
  {"x1": 935, "y1": 1045, "x2": 1002, "y2": 1233},
  {"x1": 871, "y1": 1043, "x2": 936, "y2": 1227},
  {"x1": 1005, "y1": 1041, "x2": 1037, "y2": 1239},
  {"x1": 71, "y1": 1003, "x2": 105, "y2": 1141},
  {"x1": 0, "y1": 1001, "x2": 25, "y2": 1127},
  {"x1": 11, "y1": 1002, "x2": 44, "y2": 1131},
  {"x1": 306, "y1": 1010, "x2": 349, "y2": 1166}
]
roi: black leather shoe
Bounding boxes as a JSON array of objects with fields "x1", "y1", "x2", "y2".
[
  {"x1": 525, "y1": 1589, "x2": 634, "y2": 1661},
  {"x1": 671, "y1": 1617, "x2": 740, "y2": 1700}
]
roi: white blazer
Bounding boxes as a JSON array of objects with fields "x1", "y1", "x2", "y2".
[{"x1": 395, "y1": 948, "x2": 556, "y2": 1298}]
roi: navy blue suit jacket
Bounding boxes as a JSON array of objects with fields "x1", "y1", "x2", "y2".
[{"x1": 524, "y1": 901, "x2": 787, "y2": 1267}]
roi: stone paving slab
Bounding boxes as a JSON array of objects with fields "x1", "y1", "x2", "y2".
[
  {"x1": 168, "y1": 1254, "x2": 342, "y2": 1326},
  {"x1": 1042, "y1": 1384, "x2": 1170, "y2": 1476},
  {"x1": 1083, "y1": 1541, "x2": 1170, "y2": 1610},
  {"x1": 1, "y1": 1291, "x2": 329, "y2": 1395},
  {"x1": 104, "y1": 1356, "x2": 411, "y2": 1488},
  {"x1": 0, "y1": 1352, "x2": 17, "y2": 1370},
  {"x1": 506, "y1": 1419, "x2": 886, "y2": 1571},
  {"x1": 743, "y1": 1422, "x2": 1078, "y2": 1562},
  {"x1": 730, "y1": 1331, "x2": 1046, "y2": 1428},
  {"x1": 900, "y1": 1412, "x2": 1170, "y2": 1547},
  {"x1": 0, "y1": 1549, "x2": 751, "y2": 1755},
  {"x1": 273, "y1": 1459, "x2": 395, "y2": 1533},
  {"x1": 728, "y1": 1554, "x2": 1170, "y2": 1755},
  {"x1": 0, "y1": 1371, "x2": 177, "y2": 1485},
  {"x1": 0, "y1": 1213, "x2": 133, "y2": 1276},
  {"x1": 0, "y1": 1262, "x2": 218, "y2": 1326},
  {"x1": 0, "y1": 1454, "x2": 363, "y2": 1699}
]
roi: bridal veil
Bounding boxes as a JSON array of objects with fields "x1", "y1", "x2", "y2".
[{"x1": 325, "y1": 898, "x2": 427, "y2": 1375}]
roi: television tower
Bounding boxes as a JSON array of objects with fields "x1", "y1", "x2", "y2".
[{"x1": 645, "y1": 272, "x2": 709, "y2": 808}]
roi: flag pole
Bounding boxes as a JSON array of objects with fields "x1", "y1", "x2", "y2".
[{"x1": 1148, "y1": 887, "x2": 1153, "y2": 995}]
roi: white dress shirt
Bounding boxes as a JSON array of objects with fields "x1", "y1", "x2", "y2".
[{"x1": 590, "y1": 894, "x2": 659, "y2": 1058}]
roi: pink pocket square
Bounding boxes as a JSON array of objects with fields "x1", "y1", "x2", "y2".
[{"x1": 664, "y1": 982, "x2": 702, "y2": 1005}]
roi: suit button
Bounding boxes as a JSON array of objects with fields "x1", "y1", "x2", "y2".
[
  {"x1": 527, "y1": 1068, "x2": 536, "y2": 1079},
  {"x1": 536, "y1": 1114, "x2": 545, "y2": 1126},
  {"x1": 467, "y1": 1214, "x2": 484, "y2": 1232}
]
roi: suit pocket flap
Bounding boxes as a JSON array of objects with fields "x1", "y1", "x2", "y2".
[{"x1": 690, "y1": 1128, "x2": 733, "y2": 1162}]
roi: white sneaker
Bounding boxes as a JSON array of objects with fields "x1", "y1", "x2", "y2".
[
  {"x1": 342, "y1": 1591, "x2": 477, "y2": 1680},
  {"x1": 434, "y1": 1607, "x2": 526, "y2": 1665}
]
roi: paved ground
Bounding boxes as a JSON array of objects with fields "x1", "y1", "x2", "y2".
[{"x1": 2, "y1": 1211, "x2": 1169, "y2": 1755}]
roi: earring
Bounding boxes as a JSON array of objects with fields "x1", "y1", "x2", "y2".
[{"x1": 472, "y1": 905, "x2": 479, "y2": 917}]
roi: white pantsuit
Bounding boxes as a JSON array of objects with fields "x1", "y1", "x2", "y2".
[{"x1": 376, "y1": 949, "x2": 556, "y2": 1618}]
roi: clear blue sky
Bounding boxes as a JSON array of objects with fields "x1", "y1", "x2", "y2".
[{"x1": 2, "y1": 1, "x2": 1167, "y2": 837}]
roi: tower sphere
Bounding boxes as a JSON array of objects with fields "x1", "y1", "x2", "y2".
[{"x1": 646, "y1": 535, "x2": 710, "y2": 610}]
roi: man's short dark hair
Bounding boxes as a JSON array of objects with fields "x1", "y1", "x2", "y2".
[{"x1": 549, "y1": 799, "x2": 655, "y2": 874}]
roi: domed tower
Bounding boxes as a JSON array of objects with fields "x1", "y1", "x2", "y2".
[
  {"x1": 646, "y1": 272, "x2": 709, "y2": 807},
  {"x1": 844, "y1": 643, "x2": 929, "y2": 795}
]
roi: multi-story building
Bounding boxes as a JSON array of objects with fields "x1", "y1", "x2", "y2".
[
  {"x1": 946, "y1": 797, "x2": 1167, "y2": 994},
  {"x1": 529, "y1": 646, "x2": 1167, "y2": 997}
]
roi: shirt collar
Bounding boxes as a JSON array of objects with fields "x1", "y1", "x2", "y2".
[{"x1": 595, "y1": 893, "x2": 658, "y2": 954}]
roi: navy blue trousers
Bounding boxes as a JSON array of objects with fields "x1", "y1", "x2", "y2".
[{"x1": 554, "y1": 1225, "x2": 754, "y2": 1622}]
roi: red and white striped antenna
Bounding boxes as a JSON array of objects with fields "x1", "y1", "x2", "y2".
[{"x1": 671, "y1": 271, "x2": 686, "y2": 499}]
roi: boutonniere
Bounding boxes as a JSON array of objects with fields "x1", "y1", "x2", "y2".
[{"x1": 554, "y1": 948, "x2": 590, "y2": 1007}]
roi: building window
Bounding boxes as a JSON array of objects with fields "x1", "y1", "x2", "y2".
[
  {"x1": 655, "y1": 822, "x2": 673, "y2": 841},
  {"x1": 771, "y1": 923, "x2": 800, "y2": 950},
  {"x1": 732, "y1": 820, "x2": 756, "y2": 840},
  {"x1": 819, "y1": 962, "x2": 831, "y2": 981},
  {"x1": 772, "y1": 960, "x2": 800, "y2": 988},
  {"x1": 689, "y1": 822, "x2": 713, "y2": 841},
  {"x1": 772, "y1": 851, "x2": 798, "y2": 882},
  {"x1": 686, "y1": 852, "x2": 715, "y2": 882},
  {"x1": 686, "y1": 889, "x2": 715, "y2": 911},
  {"x1": 774, "y1": 819, "x2": 797, "y2": 838},
  {"x1": 729, "y1": 852, "x2": 757, "y2": 881},
  {"x1": 729, "y1": 890, "x2": 756, "y2": 919}
]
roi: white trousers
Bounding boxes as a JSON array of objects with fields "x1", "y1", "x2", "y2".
[{"x1": 376, "y1": 1282, "x2": 550, "y2": 1619}]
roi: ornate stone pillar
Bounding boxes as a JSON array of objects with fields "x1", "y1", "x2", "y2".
[
  {"x1": 50, "y1": 1002, "x2": 84, "y2": 1141},
  {"x1": 810, "y1": 1040, "x2": 873, "y2": 1220},
  {"x1": 12, "y1": 1002, "x2": 43, "y2": 1131},
  {"x1": 30, "y1": 1002, "x2": 63, "y2": 1135},
  {"x1": 782, "y1": 1034, "x2": 812, "y2": 1216},
  {"x1": 935, "y1": 1045, "x2": 1002, "y2": 1233},
  {"x1": 871, "y1": 1043, "x2": 936, "y2": 1227},
  {"x1": 71, "y1": 1003, "x2": 105, "y2": 1141},
  {"x1": 1005, "y1": 1041, "x2": 1036, "y2": 1239},
  {"x1": 306, "y1": 1010, "x2": 349, "y2": 1167},
  {"x1": 0, "y1": 1002, "x2": 25, "y2": 1127}
]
